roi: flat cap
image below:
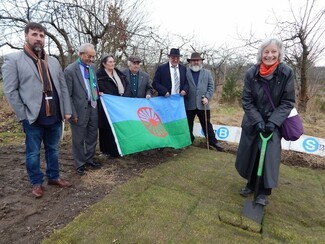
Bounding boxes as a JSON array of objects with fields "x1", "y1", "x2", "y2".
[{"x1": 128, "y1": 55, "x2": 141, "y2": 63}]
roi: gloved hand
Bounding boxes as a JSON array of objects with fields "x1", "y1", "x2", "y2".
[
  {"x1": 255, "y1": 121, "x2": 265, "y2": 133},
  {"x1": 265, "y1": 122, "x2": 276, "y2": 133}
]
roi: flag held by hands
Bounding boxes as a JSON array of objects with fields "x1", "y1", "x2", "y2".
[{"x1": 100, "y1": 94, "x2": 191, "y2": 156}]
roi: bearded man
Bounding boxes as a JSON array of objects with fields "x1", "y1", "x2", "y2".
[
  {"x1": 184, "y1": 52, "x2": 224, "y2": 151},
  {"x1": 2, "y1": 22, "x2": 72, "y2": 198}
]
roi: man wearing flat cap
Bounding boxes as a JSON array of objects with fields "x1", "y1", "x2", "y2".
[
  {"x1": 185, "y1": 52, "x2": 224, "y2": 152},
  {"x1": 122, "y1": 55, "x2": 153, "y2": 98},
  {"x1": 153, "y1": 48, "x2": 189, "y2": 97}
]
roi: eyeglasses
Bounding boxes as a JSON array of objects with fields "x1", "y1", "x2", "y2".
[
  {"x1": 132, "y1": 62, "x2": 140, "y2": 65},
  {"x1": 82, "y1": 53, "x2": 95, "y2": 60}
]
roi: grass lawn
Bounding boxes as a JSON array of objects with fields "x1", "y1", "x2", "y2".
[{"x1": 43, "y1": 147, "x2": 325, "y2": 243}]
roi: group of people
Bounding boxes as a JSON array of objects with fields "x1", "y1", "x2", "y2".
[{"x1": 2, "y1": 21, "x2": 295, "y2": 207}]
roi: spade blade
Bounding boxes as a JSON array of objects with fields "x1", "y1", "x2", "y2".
[{"x1": 243, "y1": 199, "x2": 264, "y2": 224}]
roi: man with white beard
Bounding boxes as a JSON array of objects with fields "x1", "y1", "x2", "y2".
[{"x1": 184, "y1": 52, "x2": 224, "y2": 151}]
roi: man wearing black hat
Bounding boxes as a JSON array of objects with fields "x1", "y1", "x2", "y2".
[
  {"x1": 153, "y1": 48, "x2": 189, "y2": 97},
  {"x1": 122, "y1": 55, "x2": 153, "y2": 98},
  {"x1": 185, "y1": 52, "x2": 224, "y2": 152}
]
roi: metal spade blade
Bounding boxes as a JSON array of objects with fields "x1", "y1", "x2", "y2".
[{"x1": 243, "y1": 199, "x2": 264, "y2": 224}]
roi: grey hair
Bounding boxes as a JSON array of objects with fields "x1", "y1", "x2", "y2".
[
  {"x1": 78, "y1": 43, "x2": 95, "y2": 53},
  {"x1": 100, "y1": 53, "x2": 115, "y2": 68},
  {"x1": 256, "y1": 37, "x2": 284, "y2": 64}
]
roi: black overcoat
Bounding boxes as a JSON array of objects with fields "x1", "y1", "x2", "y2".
[
  {"x1": 97, "y1": 67, "x2": 131, "y2": 128},
  {"x1": 235, "y1": 63, "x2": 295, "y2": 188}
]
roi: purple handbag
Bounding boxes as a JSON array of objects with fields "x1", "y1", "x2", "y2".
[{"x1": 262, "y1": 83, "x2": 303, "y2": 141}]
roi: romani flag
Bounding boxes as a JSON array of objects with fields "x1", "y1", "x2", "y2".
[{"x1": 100, "y1": 94, "x2": 191, "y2": 156}]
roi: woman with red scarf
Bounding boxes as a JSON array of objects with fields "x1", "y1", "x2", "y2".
[{"x1": 235, "y1": 37, "x2": 295, "y2": 205}]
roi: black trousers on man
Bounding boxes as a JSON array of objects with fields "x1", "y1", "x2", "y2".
[{"x1": 186, "y1": 109, "x2": 218, "y2": 145}]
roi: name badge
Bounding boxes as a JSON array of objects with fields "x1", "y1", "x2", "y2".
[{"x1": 45, "y1": 96, "x2": 53, "y2": 100}]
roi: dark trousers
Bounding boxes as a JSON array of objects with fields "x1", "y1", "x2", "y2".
[
  {"x1": 247, "y1": 150, "x2": 272, "y2": 195},
  {"x1": 99, "y1": 124, "x2": 119, "y2": 157},
  {"x1": 70, "y1": 105, "x2": 98, "y2": 169},
  {"x1": 186, "y1": 109, "x2": 218, "y2": 145}
]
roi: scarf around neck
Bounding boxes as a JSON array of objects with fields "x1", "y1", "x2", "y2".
[
  {"x1": 78, "y1": 58, "x2": 98, "y2": 101},
  {"x1": 259, "y1": 60, "x2": 279, "y2": 77},
  {"x1": 112, "y1": 69, "x2": 125, "y2": 95},
  {"x1": 23, "y1": 44, "x2": 54, "y2": 116},
  {"x1": 106, "y1": 69, "x2": 125, "y2": 96}
]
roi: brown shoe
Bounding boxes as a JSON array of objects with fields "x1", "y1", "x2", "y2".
[
  {"x1": 48, "y1": 178, "x2": 72, "y2": 188},
  {"x1": 32, "y1": 185, "x2": 44, "y2": 198}
]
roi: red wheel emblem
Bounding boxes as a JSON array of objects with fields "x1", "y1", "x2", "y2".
[{"x1": 137, "y1": 107, "x2": 168, "y2": 138}]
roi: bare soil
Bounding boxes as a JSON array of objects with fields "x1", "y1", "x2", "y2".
[{"x1": 0, "y1": 142, "x2": 178, "y2": 244}]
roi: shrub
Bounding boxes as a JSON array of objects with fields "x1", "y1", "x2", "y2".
[{"x1": 222, "y1": 74, "x2": 242, "y2": 104}]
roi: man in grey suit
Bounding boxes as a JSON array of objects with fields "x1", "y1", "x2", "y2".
[
  {"x1": 2, "y1": 22, "x2": 72, "y2": 198},
  {"x1": 184, "y1": 52, "x2": 224, "y2": 151},
  {"x1": 122, "y1": 55, "x2": 153, "y2": 98},
  {"x1": 64, "y1": 43, "x2": 101, "y2": 176}
]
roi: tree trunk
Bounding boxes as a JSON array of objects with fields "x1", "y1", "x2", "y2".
[{"x1": 298, "y1": 46, "x2": 309, "y2": 112}]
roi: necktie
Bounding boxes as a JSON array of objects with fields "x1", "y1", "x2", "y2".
[
  {"x1": 173, "y1": 66, "x2": 180, "y2": 93},
  {"x1": 84, "y1": 67, "x2": 98, "y2": 108},
  {"x1": 78, "y1": 58, "x2": 98, "y2": 108}
]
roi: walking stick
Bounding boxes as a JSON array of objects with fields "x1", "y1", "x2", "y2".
[{"x1": 202, "y1": 95, "x2": 209, "y2": 152}]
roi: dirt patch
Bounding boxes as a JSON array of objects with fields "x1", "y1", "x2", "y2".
[
  {"x1": 0, "y1": 143, "x2": 177, "y2": 244},
  {"x1": 281, "y1": 150, "x2": 325, "y2": 169}
]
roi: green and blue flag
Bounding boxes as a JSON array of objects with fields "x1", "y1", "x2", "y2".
[{"x1": 100, "y1": 94, "x2": 191, "y2": 156}]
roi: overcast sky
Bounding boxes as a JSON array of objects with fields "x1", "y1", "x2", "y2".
[
  {"x1": 1, "y1": 0, "x2": 324, "y2": 65},
  {"x1": 147, "y1": 0, "x2": 325, "y2": 65}
]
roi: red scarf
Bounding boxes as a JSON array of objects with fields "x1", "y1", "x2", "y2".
[{"x1": 259, "y1": 60, "x2": 279, "y2": 77}]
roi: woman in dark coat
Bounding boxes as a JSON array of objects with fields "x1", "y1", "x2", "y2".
[
  {"x1": 235, "y1": 37, "x2": 295, "y2": 205},
  {"x1": 97, "y1": 53, "x2": 131, "y2": 157}
]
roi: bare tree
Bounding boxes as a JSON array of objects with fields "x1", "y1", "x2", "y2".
[
  {"x1": 0, "y1": 0, "x2": 154, "y2": 68},
  {"x1": 276, "y1": 0, "x2": 325, "y2": 112}
]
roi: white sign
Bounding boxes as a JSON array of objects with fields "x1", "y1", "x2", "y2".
[{"x1": 193, "y1": 123, "x2": 325, "y2": 157}]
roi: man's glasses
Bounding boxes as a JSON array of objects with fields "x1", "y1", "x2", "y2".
[{"x1": 82, "y1": 53, "x2": 95, "y2": 60}]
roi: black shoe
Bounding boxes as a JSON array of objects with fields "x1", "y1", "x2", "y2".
[
  {"x1": 85, "y1": 161, "x2": 102, "y2": 169},
  {"x1": 255, "y1": 194, "x2": 268, "y2": 206},
  {"x1": 240, "y1": 186, "x2": 254, "y2": 197},
  {"x1": 76, "y1": 165, "x2": 85, "y2": 176},
  {"x1": 211, "y1": 142, "x2": 225, "y2": 152}
]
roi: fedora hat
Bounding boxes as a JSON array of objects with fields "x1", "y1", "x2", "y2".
[
  {"x1": 168, "y1": 48, "x2": 182, "y2": 57},
  {"x1": 187, "y1": 52, "x2": 204, "y2": 62},
  {"x1": 128, "y1": 55, "x2": 141, "y2": 63}
]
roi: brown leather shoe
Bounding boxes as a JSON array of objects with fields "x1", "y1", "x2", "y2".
[
  {"x1": 32, "y1": 185, "x2": 44, "y2": 198},
  {"x1": 48, "y1": 178, "x2": 72, "y2": 188}
]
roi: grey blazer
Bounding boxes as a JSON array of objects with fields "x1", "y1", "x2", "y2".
[
  {"x1": 184, "y1": 68, "x2": 215, "y2": 110},
  {"x1": 2, "y1": 51, "x2": 72, "y2": 124},
  {"x1": 64, "y1": 61, "x2": 98, "y2": 126},
  {"x1": 122, "y1": 69, "x2": 153, "y2": 98}
]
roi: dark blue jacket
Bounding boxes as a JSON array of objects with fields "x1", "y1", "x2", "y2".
[{"x1": 153, "y1": 62, "x2": 189, "y2": 96}]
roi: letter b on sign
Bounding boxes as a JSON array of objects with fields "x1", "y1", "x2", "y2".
[{"x1": 216, "y1": 126, "x2": 229, "y2": 139}]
